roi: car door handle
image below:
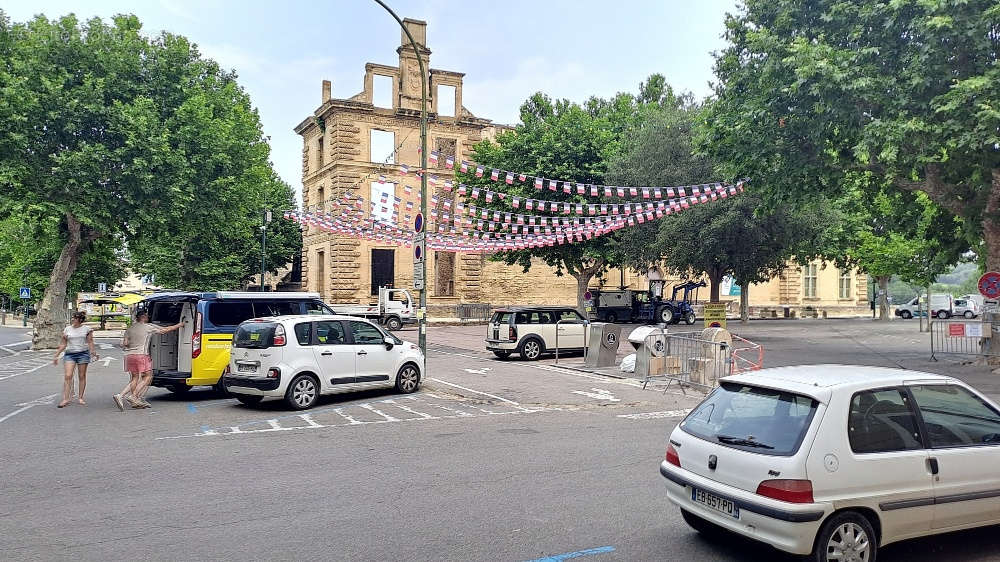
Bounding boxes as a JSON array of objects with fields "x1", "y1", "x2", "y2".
[
  {"x1": 321, "y1": 351, "x2": 332, "y2": 356},
  {"x1": 357, "y1": 350, "x2": 368, "y2": 356},
  {"x1": 928, "y1": 457, "x2": 939, "y2": 475}
]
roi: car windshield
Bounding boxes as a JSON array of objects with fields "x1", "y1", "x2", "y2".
[
  {"x1": 233, "y1": 322, "x2": 277, "y2": 349},
  {"x1": 681, "y1": 382, "x2": 818, "y2": 456}
]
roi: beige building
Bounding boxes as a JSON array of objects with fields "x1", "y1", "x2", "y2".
[{"x1": 295, "y1": 19, "x2": 869, "y2": 319}]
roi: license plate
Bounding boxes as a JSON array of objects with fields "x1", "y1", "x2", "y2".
[
  {"x1": 237, "y1": 363, "x2": 257, "y2": 373},
  {"x1": 691, "y1": 487, "x2": 739, "y2": 519}
]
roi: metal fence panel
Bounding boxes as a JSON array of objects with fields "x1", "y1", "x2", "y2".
[
  {"x1": 457, "y1": 303, "x2": 492, "y2": 324},
  {"x1": 930, "y1": 312, "x2": 1000, "y2": 360},
  {"x1": 640, "y1": 332, "x2": 733, "y2": 392}
]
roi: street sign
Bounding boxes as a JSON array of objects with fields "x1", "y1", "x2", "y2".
[
  {"x1": 979, "y1": 271, "x2": 1000, "y2": 299},
  {"x1": 413, "y1": 236, "x2": 425, "y2": 290},
  {"x1": 19, "y1": 287, "x2": 30, "y2": 300},
  {"x1": 97, "y1": 282, "x2": 107, "y2": 293},
  {"x1": 703, "y1": 302, "x2": 727, "y2": 329},
  {"x1": 413, "y1": 213, "x2": 424, "y2": 233}
]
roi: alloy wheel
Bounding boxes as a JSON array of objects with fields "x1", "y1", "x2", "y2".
[
  {"x1": 293, "y1": 378, "x2": 317, "y2": 408},
  {"x1": 397, "y1": 366, "x2": 419, "y2": 393},
  {"x1": 523, "y1": 340, "x2": 541, "y2": 359},
  {"x1": 826, "y1": 522, "x2": 870, "y2": 562}
]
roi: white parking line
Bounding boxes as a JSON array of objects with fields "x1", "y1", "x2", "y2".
[
  {"x1": 0, "y1": 361, "x2": 51, "y2": 382},
  {"x1": 617, "y1": 409, "x2": 692, "y2": 420},
  {"x1": 428, "y1": 377, "x2": 522, "y2": 406},
  {"x1": 0, "y1": 393, "x2": 57, "y2": 424}
]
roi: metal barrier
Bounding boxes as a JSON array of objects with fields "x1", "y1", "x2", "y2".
[
  {"x1": 554, "y1": 319, "x2": 590, "y2": 364},
  {"x1": 930, "y1": 312, "x2": 1000, "y2": 361},
  {"x1": 457, "y1": 303, "x2": 492, "y2": 324},
  {"x1": 640, "y1": 331, "x2": 733, "y2": 392}
]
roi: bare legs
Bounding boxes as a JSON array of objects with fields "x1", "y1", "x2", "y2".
[
  {"x1": 119, "y1": 373, "x2": 140, "y2": 400},
  {"x1": 133, "y1": 371, "x2": 153, "y2": 401},
  {"x1": 76, "y1": 363, "x2": 88, "y2": 404},
  {"x1": 59, "y1": 361, "x2": 75, "y2": 408}
]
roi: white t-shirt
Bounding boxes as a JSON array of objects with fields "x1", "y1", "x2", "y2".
[
  {"x1": 63, "y1": 325, "x2": 92, "y2": 353},
  {"x1": 124, "y1": 322, "x2": 162, "y2": 356}
]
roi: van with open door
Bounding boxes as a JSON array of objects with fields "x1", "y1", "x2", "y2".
[{"x1": 137, "y1": 292, "x2": 333, "y2": 395}]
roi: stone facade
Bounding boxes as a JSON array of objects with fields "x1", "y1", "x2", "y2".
[{"x1": 295, "y1": 19, "x2": 870, "y2": 319}]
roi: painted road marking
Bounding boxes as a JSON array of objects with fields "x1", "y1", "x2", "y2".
[
  {"x1": 571, "y1": 388, "x2": 620, "y2": 402},
  {"x1": 0, "y1": 393, "x2": 57, "y2": 424},
  {"x1": 463, "y1": 367, "x2": 492, "y2": 374},
  {"x1": 157, "y1": 394, "x2": 560, "y2": 440},
  {"x1": 526, "y1": 545, "x2": 616, "y2": 562},
  {"x1": 0, "y1": 359, "x2": 52, "y2": 382},
  {"x1": 428, "y1": 377, "x2": 523, "y2": 407},
  {"x1": 616, "y1": 409, "x2": 692, "y2": 420}
]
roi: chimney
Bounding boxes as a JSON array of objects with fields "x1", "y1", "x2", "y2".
[
  {"x1": 400, "y1": 18, "x2": 427, "y2": 49},
  {"x1": 321, "y1": 80, "x2": 331, "y2": 104}
]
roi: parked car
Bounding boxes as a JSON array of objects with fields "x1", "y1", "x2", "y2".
[
  {"x1": 140, "y1": 291, "x2": 335, "y2": 394},
  {"x1": 485, "y1": 306, "x2": 588, "y2": 360},
  {"x1": 894, "y1": 294, "x2": 954, "y2": 319},
  {"x1": 953, "y1": 298, "x2": 979, "y2": 319},
  {"x1": 660, "y1": 364, "x2": 1000, "y2": 562},
  {"x1": 224, "y1": 314, "x2": 423, "y2": 410}
]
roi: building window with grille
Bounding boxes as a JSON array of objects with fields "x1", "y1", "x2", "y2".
[
  {"x1": 803, "y1": 263, "x2": 818, "y2": 298},
  {"x1": 434, "y1": 251, "x2": 455, "y2": 296},
  {"x1": 317, "y1": 136, "x2": 324, "y2": 168},
  {"x1": 434, "y1": 137, "x2": 456, "y2": 169},
  {"x1": 839, "y1": 270, "x2": 852, "y2": 299}
]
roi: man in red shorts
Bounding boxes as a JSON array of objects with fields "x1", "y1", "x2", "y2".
[{"x1": 114, "y1": 310, "x2": 183, "y2": 411}]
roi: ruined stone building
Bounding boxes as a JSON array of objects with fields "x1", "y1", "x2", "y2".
[{"x1": 295, "y1": 19, "x2": 870, "y2": 318}]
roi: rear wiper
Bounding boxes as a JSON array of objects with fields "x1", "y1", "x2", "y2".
[{"x1": 716, "y1": 434, "x2": 774, "y2": 449}]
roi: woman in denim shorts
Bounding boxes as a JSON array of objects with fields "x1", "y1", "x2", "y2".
[{"x1": 52, "y1": 311, "x2": 99, "y2": 408}]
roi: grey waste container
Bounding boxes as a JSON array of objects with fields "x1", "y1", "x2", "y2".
[
  {"x1": 585, "y1": 322, "x2": 621, "y2": 367},
  {"x1": 628, "y1": 325, "x2": 668, "y2": 379}
]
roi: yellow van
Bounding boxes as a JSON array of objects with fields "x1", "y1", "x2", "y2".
[{"x1": 138, "y1": 292, "x2": 333, "y2": 394}]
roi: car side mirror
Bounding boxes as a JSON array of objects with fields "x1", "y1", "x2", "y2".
[{"x1": 384, "y1": 335, "x2": 395, "y2": 349}]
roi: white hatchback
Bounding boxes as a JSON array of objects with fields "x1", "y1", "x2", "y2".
[
  {"x1": 660, "y1": 365, "x2": 1000, "y2": 562},
  {"x1": 224, "y1": 314, "x2": 424, "y2": 410}
]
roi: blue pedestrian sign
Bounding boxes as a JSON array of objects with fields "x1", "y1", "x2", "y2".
[{"x1": 19, "y1": 287, "x2": 31, "y2": 300}]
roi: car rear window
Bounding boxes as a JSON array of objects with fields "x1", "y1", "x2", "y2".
[
  {"x1": 233, "y1": 322, "x2": 277, "y2": 349},
  {"x1": 254, "y1": 300, "x2": 301, "y2": 317},
  {"x1": 491, "y1": 312, "x2": 512, "y2": 324},
  {"x1": 208, "y1": 301, "x2": 255, "y2": 327},
  {"x1": 150, "y1": 301, "x2": 184, "y2": 324},
  {"x1": 681, "y1": 383, "x2": 818, "y2": 456}
]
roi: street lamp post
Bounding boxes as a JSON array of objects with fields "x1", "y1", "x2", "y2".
[
  {"x1": 261, "y1": 209, "x2": 272, "y2": 292},
  {"x1": 22, "y1": 265, "x2": 29, "y2": 327},
  {"x1": 373, "y1": 0, "x2": 428, "y2": 359}
]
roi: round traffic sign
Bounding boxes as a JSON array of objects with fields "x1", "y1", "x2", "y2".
[
  {"x1": 584, "y1": 291, "x2": 593, "y2": 301},
  {"x1": 979, "y1": 271, "x2": 1000, "y2": 299},
  {"x1": 414, "y1": 244, "x2": 422, "y2": 261},
  {"x1": 709, "y1": 321, "x2": 722, "y2": 328},
  {"x1": 413, "y1": 213, "x2": 423, "y2": 233}
]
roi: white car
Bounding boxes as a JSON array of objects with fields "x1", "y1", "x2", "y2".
[
  {"x1": 660, "y1": 365, "x2": 1000, "y2": 562},
  {"x1": 485, "y1": 306, "x2": 588, "y2": 360},
  {"x1": 223, "y1": 314, "x2": 424, "y2": 410},
  {"x1": 953, "y1": 298, "x2": 979, "y2": 319}
]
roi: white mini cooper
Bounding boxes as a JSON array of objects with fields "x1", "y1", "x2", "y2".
[
  {"x1": 224, "y1": 314, "x2": 424, "y2": 410},
  {"x1": 660, "y1": 365, "x2": 1000, "y2": 562}
]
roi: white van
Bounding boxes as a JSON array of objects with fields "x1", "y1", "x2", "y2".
[{"x1": 894, "y1": 294, "x2": 953, "y2": 319}]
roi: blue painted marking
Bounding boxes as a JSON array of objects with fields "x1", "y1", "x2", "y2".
[
  {"x1": 187, "y1": 403, "x2": 198, "y2": 414},
  {"x1": 200, "y1": 425, "x2": 212, "y2": 433},
  {"x1": 526, "y1": 546, "x2": 615, "y2": 562}
]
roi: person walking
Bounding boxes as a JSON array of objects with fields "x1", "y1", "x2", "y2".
[
  {"x1": 113, "y1": 310, "x2": 183, "y2": 411},
  {"x1": 52, "y1": 311, "x2": 98, "y2": 408}
]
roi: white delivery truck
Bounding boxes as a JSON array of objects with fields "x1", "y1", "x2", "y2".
[
  {"x1": 328, "y1": 287, "x2": 416, "y2": 331},
  {"x1": 894, "y1": 293, "x2": 954, "y2": 319}
]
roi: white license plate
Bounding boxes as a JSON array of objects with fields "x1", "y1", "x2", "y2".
[
  {"x1": 691, "y1": 487, "x2": 739, "y2": 518},
  {"x1": 237, "y1": 363, "x2": 257, "y2": 373}
]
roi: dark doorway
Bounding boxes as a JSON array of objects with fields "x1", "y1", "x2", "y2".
[{"x1": 371, "y1": 249, "x2": 395, "y2": 295}]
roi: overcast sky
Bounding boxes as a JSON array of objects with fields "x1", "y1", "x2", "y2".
[{"x1": 7, "y1": 0, "x2": 738, "y2": 204}]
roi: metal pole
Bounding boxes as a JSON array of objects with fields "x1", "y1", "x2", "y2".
[
  {"x1": 22, "y1": 266, "x2": 28, "y2": 327},
  {"x1": 261, "y1": 209, "x2": 272, "y2": 292},
  {"x1": 374, "y1": 0, "x2": 428, "y2": 359}
]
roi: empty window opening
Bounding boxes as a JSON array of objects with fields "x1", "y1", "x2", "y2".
[
  {"x1": 373, "y1": 75, "x2": 393, "y2": 108},
  {"x1": 370, "y1": 182, "x2": 397, "y2": 225},
  {"x1": 435, "y1": 137, "x2": 456, "y2": 169},
  {"x1": 317, "y1": 135, "x2": 324, "y2": 168},
  {"x1": 370, "y1": 129, "x2": 396, "y2": 164},
  {"x1": 437, "y1": 85, "x2": 456, "y2": 117},
  {"x1": 371, "y1": 249, "x2": 395, "y2": 295},
  {"x1": 316, "y1": 185, "x2": 325, "y2": 210}
]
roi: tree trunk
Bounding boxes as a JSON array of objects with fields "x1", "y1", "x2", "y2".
[
  {"x1": 708, "y1": 270, "x2": 723, "y2": 302},
  {"x1": 983, "y1": 169, "x2": 1000, "y2": 273},
  {"x1": 877, "y1": 276, "x2": 890, "y2": 322},
  {"x1": 572, "y1": 271, "x2": 595, "y2": 317},
  {"x1": 740, "y1": 283, "x2": 749, "y2": 324},
  {"x1": 32, "y1": 213, "x2": 91, "y2": 349}
]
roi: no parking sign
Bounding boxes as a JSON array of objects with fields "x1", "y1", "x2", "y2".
[{"x1": 978, "y1": 271, "x2": 1000, "y2": 299}]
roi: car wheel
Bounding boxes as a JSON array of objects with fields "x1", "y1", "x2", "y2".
[
  {"x1": 395, "y1": 363, "x2": 420, "y2": 394},
  {"x1": 605, "y1": 311, "x2": 618, "y2": 323},
  {"x1": 167, "y1": 384, "x2": 191, "y2": 394},
  {"x1": 235, "y1": 395, "x2": 263, "y2": 406},
  {"x1": 810, "y1": 511, "x2": 877, "y2": 562},
  {"x1": 658, "y1": 306, "x2": 674, "y2": 324},
  {"x1": 684, "y1": 312, "x2": 697, "y2": 325},
  {"x1": 964, "y1": 311, "x2": 975, "y2": 319},
  {"x1": 681, "y1": 509, "x2": 726, "y2": 539},
  {"x1": 936, "y1": 310, "x2": 950, "y2": 319},
  {"x1": 284, "y1": 374, "x2": 319, "y2": 410},
  {"x1": 901, "y1": 310, "x2": 912, "y2": 319},
  {"x1": 519, "y1": 337, "x2": 543, "y2": 361},
  {"x1": 386, "y1": 316, "x2": 402, "y2": 331},
  {"x1": 492, "y1": 350, "x2": 511, "y2": 360}
]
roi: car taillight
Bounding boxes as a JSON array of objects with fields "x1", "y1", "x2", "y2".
[
  {"x1": 272, "y1": 325, "x2": 286, "y2": 346},
  {"x1": 192, "y1": 311, "x2": 202, "y2": 359},
  {"x1": 508, "y1": 326, "x2": 516, "y2": 342},
  {"x1": 266, "y1": 367, "x2": 280, "y2": 379},
  {"x1": 756, "y1": 479, "x2": 814, "y2": 503},
  {"x1": 665, "y1": 443, "x2": 681, "y2": 467}
]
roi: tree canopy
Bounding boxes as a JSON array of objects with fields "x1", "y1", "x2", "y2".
[{"x1": 0, "y1": 12, "x2": 298, "y2": 346}]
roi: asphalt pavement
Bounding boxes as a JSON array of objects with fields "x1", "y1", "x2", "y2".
[{"x1": 2, "y1": 320, "x2": 1000, "y2": 561}]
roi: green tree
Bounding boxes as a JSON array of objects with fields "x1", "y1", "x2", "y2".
[
  {"x1": 0, "y1": 13, "x2": 297, "y2": 346},
  {"x1": 700, "y1": 0, "x2": 997, "y2": 275}
]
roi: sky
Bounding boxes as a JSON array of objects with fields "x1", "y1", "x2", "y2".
[{"x1": 6, "y1": 0, "x2": 739, "y2": 204}]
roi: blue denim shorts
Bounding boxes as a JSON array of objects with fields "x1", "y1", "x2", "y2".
[{"x1": 64, "y1": 350, "x2": 91, "y2": 364}]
